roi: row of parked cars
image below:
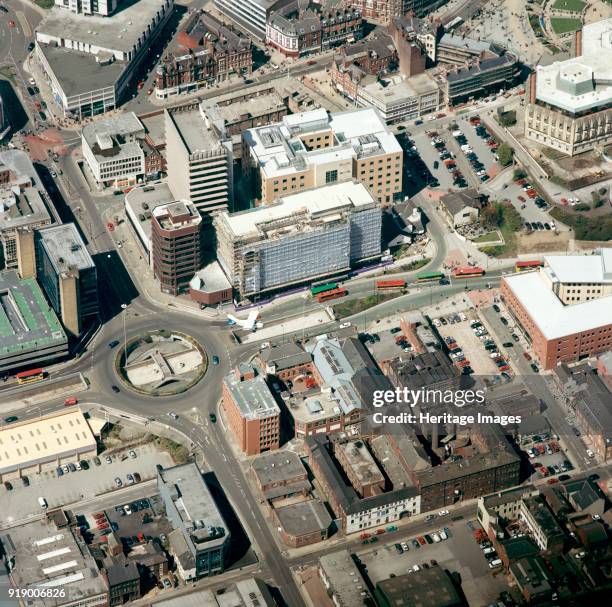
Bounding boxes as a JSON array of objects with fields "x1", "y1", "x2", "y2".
[
  {"x1": 525, "y1": 220, "x2": 554, "y2": 231},
  {"x1": 429, "y1": 131, "x2": 466, "y2": 188},
  {"x1": 432, "y1": 312, "x2": 467, "y2": 327},
  {"x1": 480, "y1": 539, "x2": 503, "y2": 569},
  {"x1": 403, "y1": 135, "x2": 440, "y2": 188},
  {"x1": 470, "y1": 320, "x2": 511, "y2": 376},
  {"x1": 394, "y1": 527, "x2": 451, "y2": 556}
]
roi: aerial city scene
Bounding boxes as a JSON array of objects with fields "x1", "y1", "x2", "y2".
[{"x1": 0, "y1": 0, "x2": 611, "y2": 605}]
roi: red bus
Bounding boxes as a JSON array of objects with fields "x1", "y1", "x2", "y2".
[
  {"x1": 316, "y1": 287, "x2": 348, "y2": 303},
  {"x1": 375, "y1": 279, "x2": 406, "y2": 290},
  {"x1": 515, "y1": 260, "x2": 543, "y2": 272},
  {"x1": 453, "y1": 267, "x2": 485, "y2": 279},
  {"x1": 15, "y1": 368, "x2": 46, "y2": 385}
]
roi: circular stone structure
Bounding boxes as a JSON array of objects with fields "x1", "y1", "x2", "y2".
[{"x1": 116, "y1": 330, "x2": 207, "y2": 396}]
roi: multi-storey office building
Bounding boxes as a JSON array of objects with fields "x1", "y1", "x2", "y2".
[
  {"x1": 35, "y1": 224, "x2": 98, "y2": 336},
  {"x1": 36, "y1": 0, "x2": 174, "y2": 119},
  {"x1": 157, "y1": 463, "x2": 230, "y2": 580},
  {"x1": 500, "y1": 250, "x2": 612, "y2": 370},
  {"x1": 525, "y1": 19, "x2": 612, "y2": 156},
  {"x1": 155, "y1": 11, "x2": 252, "y2": 99},
  {"x1": 0, "y1": 270, "x2": 68, "y2": 373},
  {"x1": 214, "y1": 0, "x2": 293, "y2": 40},
  {"x1": 242, "y1": 107, "x2": 403, "y2": 205},
  {"x1": 151, "y1": 201, "x2": 202, "y2": 295},
  {"x1": 222, "y1": 364, "x2": 280, "y2": 455},
  {"x1": 446, "y1": 54, "x2": 519, "y2": 106},
  {"x1": 338, "y1": 72, "x2": 440, "y2": 124},
  {"x1": 165, "y1": 102, "x2": 233, "y2": 221},
  {"x1": 54, "y1": 0, "x2": 119, "y2": 15},
  {"x1": 215, "y1": 181, "x2": 381, "y2": 299},
  {"x1": 347, "y1": 0, "x2": 448, "y2": 23},
  {"x1": 0, "y1": 150, "x2": 52, "y2": 269},
  {"x1": 81, "y1": 113, "x2": 147, "y2": 186}
]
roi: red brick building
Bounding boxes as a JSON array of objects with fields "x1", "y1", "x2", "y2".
[
  {"x1": 151, "y1": 201, "x2": 202, "y2": 295},
  {"x1": 222, "y1": 364, "x2": 280, "y2": 456},
  {"x1": 501, "y1": 271, "x2": 612, "y2": 370},
  {"x1": 155, "y1": 11, "x2": 252, "y2": 99},
  {"x1": 266, "y1": 8, "x2": 363, "y2": 58}
]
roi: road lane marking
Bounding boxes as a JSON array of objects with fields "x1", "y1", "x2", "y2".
[{"x1": 17, "y1": 11, "x2": 31, "y2": 38}]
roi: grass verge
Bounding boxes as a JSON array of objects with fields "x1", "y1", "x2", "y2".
[
  {"x1": 333, "y1": 292, "x2": 402, "y2": 317},
  {"x1": 550, "y1": 208, "x2": 612, "y2": 241}
]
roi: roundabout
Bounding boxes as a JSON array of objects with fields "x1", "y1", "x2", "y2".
[{"x1": 114, "y1": 330, "x2": 207, "y2": 397}]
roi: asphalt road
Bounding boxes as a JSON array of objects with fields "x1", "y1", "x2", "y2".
[{"x1": 0, "y1": 0, "x2": 42, "y2": 127}]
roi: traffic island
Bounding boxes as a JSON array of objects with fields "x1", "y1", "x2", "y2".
[{"x1": 114, "y1": 330, "x2": 207, "y2": 396}]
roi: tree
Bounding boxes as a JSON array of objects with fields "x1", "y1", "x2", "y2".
[
  {"x1": 480, "y1": 205, "x2": 501, "y2": 228},
  {"x1": 513, "y1": 168, "x2": 527, "y2": 181},
  {"x1": 497, "y1": 143, "x2": 514, "y2": 167},
  {"x1": 499, "y1": 110, "x2": 517, "y2": 127}
]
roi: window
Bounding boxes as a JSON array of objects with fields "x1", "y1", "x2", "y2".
[{"x1": 325, "y1": 169, "x2": 338, "y2": 184}]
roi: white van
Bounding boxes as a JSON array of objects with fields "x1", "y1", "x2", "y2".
[
  {"x1": 488, "y1": 559, "x2": 502, "y2": 568},
  {"x1": 38, "y1": 497, "x2": 48, "y2": 509}
]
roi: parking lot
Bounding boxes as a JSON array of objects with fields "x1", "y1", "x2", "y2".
[
  {"x1": 356, "y1": 517, "x2": 510, "y2": 606},
  {"x1": 524, "y1": 438, "x2": 574, "y2": 483},
  {"x1": 487, "y1": 172, "x2": 559, "y2": 229},
  {"x1": 455, "y1": 116, "x2": 499, "y2": 176},
  {"x1": 0, "y1": 444, "x2": 174, "y2": 526},
  {"x1": 434, "y1": 313, "x2": 507, "y2": 376}
]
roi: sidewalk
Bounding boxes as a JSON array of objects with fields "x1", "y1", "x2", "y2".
[{"x1": 99, "y1": 204, "x2": 223, "y2": 320}]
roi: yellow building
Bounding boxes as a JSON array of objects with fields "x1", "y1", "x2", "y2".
[
  {"x1": 0, "y1": 409, "x2": 97, "y2": 481},
  {"x1": 242, "y1": 107, "x2": 403, "y2": 205}
]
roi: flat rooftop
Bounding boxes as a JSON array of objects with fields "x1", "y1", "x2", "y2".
[
  {"x1": 158, "y1": 463, "x2": 227, "y2": 547},
  {"x1": 152, "y1": 200, "x2": 201, "y2": 230},
  {"x1": 244, "y1": 107, "x2": 401, "y2": 179},
  {"x1": 166, "y1": 103, "x2": 225, "y2": 155},
  {"x1": 125, "y1": 181, "x2": 174, "y2": 245},
  {"x1": 338, "y1": 440, "x2": 384, "y2": 487},
  {"x1": 0, "y1": 409, "x2": 95, "y2": 475},
  {"x1": 361, "y1": 72, "x2": 439, "y2": 105},
  {"x1": 535, "y1": 18, "x2": 612, "y2": 114},
  {"x1": 82, "y1": 112, "x2": 144, "y2": 162},
  {"x1": 37, "y1": 224, "x2": 94, "y2": 273},
  {"x1": 503, "y1": 270, "x2": 612, "y2": 340},
  {"x1": 544, "y1": 249, "x2": 612, "y2": 284},
  {"x1": 37, "y1": 0, "x2": 170, "y2": 53},
  {"x1": 0, "y1": 270, "x2": 66, "y2": 358},
  {"x1": 0, "y1": 150, "x2": 51, "y2": 231},
  {"x1": 319, "y1": 550, "x2": 370, "y2": 605},
  {"x1": 252, "y1": 450, "x2": 306, "y2": 486},
  {"x1": 376, "y1": 566, "x2": 462, "y2": 607},
  {"x1": 1, "y1": 518, "x2": 108, "y2": 607},
  {"x1": 0, "y1": 187, "x2": 50, "y2": 231},
  {"x1": 290, "y1": 392, "x2": 342, "y2": 425},
  {"x1": 37, "y1": 43, "x2": 125, "y2": 98},
  {"x1": 275, "y1": 499, "x2": 331, "y2": 537},
  {"x1": 219, "y1": 180, "x2": 376, "y2": 239},
  {"x1": 138, "y1": 112, "x2": 166, "y2": 147},
  {"x1": 223, "y1": 372, "x2": 280, "y2": 420},
  {"x1": 209, "y1": 93, "x2": 285, "y2": 123}
]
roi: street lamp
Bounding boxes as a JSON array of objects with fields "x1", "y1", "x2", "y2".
[{"x1": 121, "y1": 303, "x2": 128, "y2": 363}]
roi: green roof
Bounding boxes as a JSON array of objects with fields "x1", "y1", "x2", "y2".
[{"x1": 0, "y1": 272, "x2": 66, "y2": 357}]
